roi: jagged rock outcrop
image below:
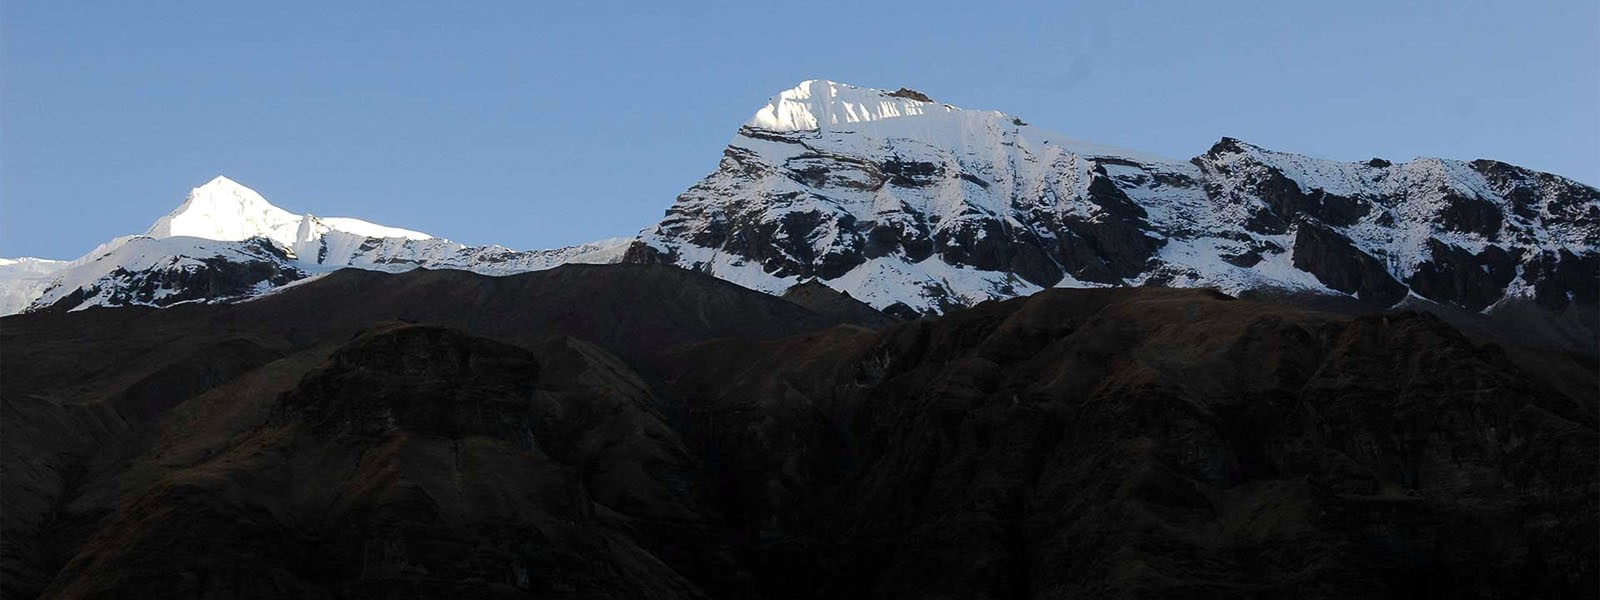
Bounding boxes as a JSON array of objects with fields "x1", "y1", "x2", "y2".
[{"x1": 1289, "y1": 218, "x2": 1407, "y2": 305}]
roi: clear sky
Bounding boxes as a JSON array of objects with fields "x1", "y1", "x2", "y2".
[{"x1": 3, "y1": 1, "x2": 1596, "y2": 259}]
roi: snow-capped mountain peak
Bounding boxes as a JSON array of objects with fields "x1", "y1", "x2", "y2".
[
  {"x1": 745, "y1": 79, "x2": 960, "y2": 132},
  {"x1": 13, "y1": 175, "x2": 632, "y2": 314},
  {"x1": 145, "y1": 175, "x2": 301, "y2": 246},
  {"x1": 144, "y1": 175, "x2": 431, "y2": 248}
]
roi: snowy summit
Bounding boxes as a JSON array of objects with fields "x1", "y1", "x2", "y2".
[
  {"x1": 745, "y1": 80, "x2": 959, "y2": 132},
  {"x1": 10, "y1": 176, "x2": 629, "y2": 314},
  {"x1": 146, "y1": 175, "x2": 432, "y2": 248}
]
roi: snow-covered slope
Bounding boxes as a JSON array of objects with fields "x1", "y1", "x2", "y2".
[
  {"x1": 19, "y1": 177, "x2": 630, "y2": 313},
  {"x1": 29, "y1": 236, "x2": 306, "y2": 311},
  {"x1": 0, "y1": 258, "x2": 68, "y2": 315},
  {"x1": 144, "y1": 176, "x2": 428, "y2": 247},
  {"x1": 631, "y1": 80, "x2": 1599, "y2": 318},
  {"x1": 747, "y1": 80, "x2": 960, "y2": 132},
  {"x1": 145, "y1": 175, "x2": 432, "y2": 257}
]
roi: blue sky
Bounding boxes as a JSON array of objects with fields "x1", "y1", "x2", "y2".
[{"x1": 3, "y1": 1, "x2": 1596, "y2": 259}]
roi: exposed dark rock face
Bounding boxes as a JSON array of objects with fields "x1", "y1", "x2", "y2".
[
  {"x1": 1200, "y1": 141, "x2": 1371, "y2": 234},
  {"x1": 1470, "y1": 159, "x2": 1600, "y2": 244},
  {"x1": 35, "y1": 238, "x2": 306, "y2": 313},
  {"x1": 880, "y1": 158, "x2": 942, "y2": 187},
  {"x1": 1055, "y1": 170, "x2": 1165, "y2": 283},
  {"x1": 4, "y1": 267, "x2": 1593, "y2": 598},
  {"x1": 886, "y1": 88, "x2": 935, "y2": 102},
  {"x1": 741, "y1": 207, "x2": 865, "y2": 280},
  {"x1": 1291, "y1": 220, "x2": 1407, "y2": 305},
  {"x1": 862, "y1": 209, "x2": 935, "y2": 262},
  {"x1": 1437, "y1": 192, "x2": 1505, "y2": 238},
  {"x1": 933, "y1": 215, "x2": 1039, "y2": 281},
  {"x1": 1521, "y1": 249, "x2": 1600, "y2": 310},
  {"x1": 1406, "y1": 240, "x2": 1519, "y2": 311}
]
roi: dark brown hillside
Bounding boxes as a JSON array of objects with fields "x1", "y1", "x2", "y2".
[
  {"x1": 39, "y1": 325, "x2": 725, "y2": 599},
  {"x1": 1, "y1": 263, "x2": 857, "y2": 600},
  {"x1": 2, "y1": 265, "x2": 1594, "y2": 599},
  {"x1": 665, "y1": 287, "x2": 1598, "y2": 598},
  {"x1": 779, "y1": 279, "x2": 899, "y2": 328}
]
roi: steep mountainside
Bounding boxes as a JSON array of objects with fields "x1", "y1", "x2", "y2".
[
  {"x1": 629, "y1": 80, "x2": 1598, "y2": 322},
  {"x1": 3, "y1": 266, "x2": 1593, "y2": 598}
]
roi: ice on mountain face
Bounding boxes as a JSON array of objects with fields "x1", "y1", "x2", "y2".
[
  {"x1": 638, "y1": 79, "x2": 1600, "y2": 317},
  {"x1": 0, "y1": 257, "x2": 65, "y2": 270},
  {"x1": 0, "y1": 258, "x2": 69, "y2": 315},
  {"x1": 746, "y1": 80, "x2": 960, "y2": 132},
  {"x1": 308, "y1": 232, "x2": 633, "y2": 276},
  {"x1": 146, "y1": 176, "x2": 432, "y2": 249},
  {"x1": 313, "y1": 217, "x2": 430, "y2": 241},
  {"x1": 146, "y1": 176, "x2": 306, "y2": 246}
]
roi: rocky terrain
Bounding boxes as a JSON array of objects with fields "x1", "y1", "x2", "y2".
[{"x1": 3, "y1": 264, "x2": 1594, "y2": 598}]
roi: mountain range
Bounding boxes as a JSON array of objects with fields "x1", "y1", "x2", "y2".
[
  {"x1": 7, "y1": 80, "x2": 1596, "y2": 349},
  {"x1": 4, "y1": 79, "x2": 1596, "y2": 598},
  {"x1": 3, "y1": 175, "x2": 630, "y2": 315}
]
